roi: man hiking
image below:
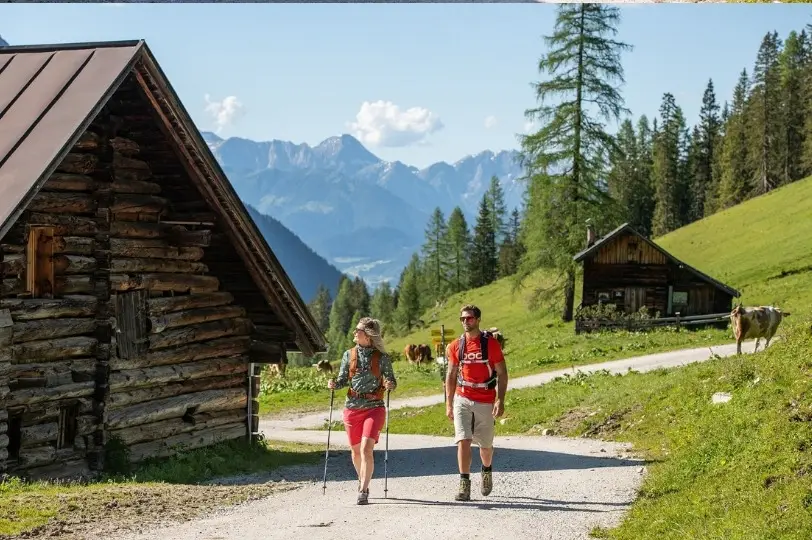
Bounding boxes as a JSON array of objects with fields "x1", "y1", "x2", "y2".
[{"x1": 445, "y1": 304, "x2": 508, "y2": 501}]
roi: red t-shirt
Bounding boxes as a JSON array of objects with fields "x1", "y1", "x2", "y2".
[{"x1": 447, "y1": 333, "x2": 505, "y2": 403}]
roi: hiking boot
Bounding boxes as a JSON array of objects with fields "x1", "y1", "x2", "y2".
[
  {"x1": 357, "y1": 489, "x2": 369, "y2": 505},
  {"x1": 481, "y1": 469, "x2": 493, "y2": 496},
  {"x1": 455, "y1": 477, "x2": 471, "y2": 501}
]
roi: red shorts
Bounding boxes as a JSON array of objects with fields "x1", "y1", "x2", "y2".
[{"x1": 343, "y1": 406, "x2": 386, "y2": 446}]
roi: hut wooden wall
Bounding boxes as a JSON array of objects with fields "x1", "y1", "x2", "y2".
[
  {"x1": 581, "y1": 232, "x2": 734, "y2": 317},
  {"x1": 0, "y1": 73, "x2": 291, "y2": 478}
]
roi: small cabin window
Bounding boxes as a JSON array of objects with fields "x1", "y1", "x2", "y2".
[
  {"x1": 597, "y1": 292, "x2": 610, "y2": 303},
  {"x1": 57, "y1": 403, "x2": 79, "y2": 450},
  {"x1": 672, "y1": 291, "x2": 688, "y2": 307},
  {"x1": 8, "y1": 413, "x2": 22, "y2": 460},
  {"x1": 26, "y1": 226, "x2": 55, "y2": 298}
]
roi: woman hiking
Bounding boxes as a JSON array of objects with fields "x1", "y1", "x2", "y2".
[{"x1": 327, "y1": 316, "x2": 397, "y2": 505}]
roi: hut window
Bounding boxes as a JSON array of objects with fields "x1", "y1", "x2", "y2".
[
  {"x1": 8, "y1": 414, "x2": 22, "y2": 460},
  {"x1": 26, "y1": 226, "x2": 55, "y2": 298},
  {"x1": 627, "y1": 242, "x2": 638, "y2": 263},
  {"x1": 57, "y1": 403, "x2": 79, "y2": 450},
  {"x1": 672, "y1": 291, "x2": 688, "y2": 307}
]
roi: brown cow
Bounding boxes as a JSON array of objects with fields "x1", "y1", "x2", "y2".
[
  {"x1": 730, "y1": 304, "x2": 790, "y2": 355},
  {"x1": 403, "y1": 344, "x2": 420, "y2": 364},
  {"x1": 416, "y1": 343, "x2": 433, "y2": 364}
]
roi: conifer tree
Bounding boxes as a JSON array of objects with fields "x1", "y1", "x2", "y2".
[
  {"x1": 651, "y1": 93, "x2": 686, "y2": 236},
  {"x1": 468, "y1": 195, "x2": 498, "y2": 289},
  {"x1": 444, "y1": 207, "x2": 472, "y2": 293},
  {"x1": 747, "y1": 31, "x2": 783, "y2": 195},
  {"x1": 394, "y1": 254, "x2": 422, "y2": 332},
  {"x1": 307, "y1": 284, "x2": 332, "y2": 333},
  {"x1": 717, "y1": 70, "x2": 753, "y2": 208},
  {"x1": 518, "y1": 3, "x2": 631, "y2": 321},
  {"x1": 485, "y1": 176, "x2": 509, "y2": 244},
  {"x1": 695, "y1": 79, "x2": 721, "y2": 218},
  {"x1": 421, "y1": 207, "x2": 451, "y2": 302},
  {"x1": 370, "y1": 281, "x2": 396, "y2": 329}
]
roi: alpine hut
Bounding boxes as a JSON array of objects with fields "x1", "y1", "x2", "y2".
[{"x1": 0, "y1": 40, "x2": 327, "y2": 480}]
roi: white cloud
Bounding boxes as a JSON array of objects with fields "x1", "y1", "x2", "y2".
[
  {"x1": 347, "y1": 100, "x2": 444, "y2": 148},
  {"x1": 523, "y1": 120, "x2": 540, "y2": 134},
  {"x1": 204, "y1": 94, "x2": 245, "y2": 133},
  {"x1": 484, "y1": 115, "x2": 498, "y2": 129}
]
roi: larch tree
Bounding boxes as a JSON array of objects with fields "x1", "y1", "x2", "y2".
[{"x1": 517, "y1": 3, "x2": 632, "y2": 321}]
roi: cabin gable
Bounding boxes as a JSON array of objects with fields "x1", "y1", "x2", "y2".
[{"x1": 0, "y1": 42, "x2": 324, "y2": 479}]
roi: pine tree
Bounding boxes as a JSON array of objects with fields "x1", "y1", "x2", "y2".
[
  {"x1": 394, "y1": 254, "x2": 421, "y2": 332},
  {"x1": 717, "y1": 69, "x2": 753, "y2": 208},
  {"x1": 651, "y1": 93, "x2": 686, "y2": 236},
  {"x1": 307, "y1": 284, "x2": 332, "y2": 333},
  {"x1": 747, "y1": 31, "x2": 783, "y2": 195},
  {"x1": 370, "y1": 281, "x2": 396, "y2": 329},
  {"x1": 444, "y1": 207, "x2": 471, "y2": 293},
  {"x1": 778, "y1": 30, "x2": 808, "y2": 185},
  {"x1": 607, "y1": 118, "x2": 655, "y2": 233},
  {"x1": 485, "y1": 176, "x2": 509, "y2": 244},
  {"x1": 421, "y1": 207, "x2": 451, "y2": 302},
  {"x1": 326, "y1": 278, "x2": 354, "y2": 361},
  {"x1": 802, "y1": 26, "x2": 812, "y2": 176},
  {"x1": 518, "y1": 3, "x2": 631, "y2": 321},
  {"x1": 696, "y1": 79, "x2": 722, "y2": 218},
  {"x1": 468, "y1": 194, "x2": 498, "y2": 288},
  {"x1": 635, "y1": 115, "x2": 655, "y2": 235}
]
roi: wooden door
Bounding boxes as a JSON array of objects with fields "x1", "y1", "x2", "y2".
[{"x1": 624, "y1": 287, "x2": 646, "y2": 314}]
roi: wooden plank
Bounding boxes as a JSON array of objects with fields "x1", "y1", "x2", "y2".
[
  {"x1": 114, "y1": 290, "x2": 149, "y2": 360},
  {"x1": 26, "y1": 226, "x2": 55, "y2": 297}
]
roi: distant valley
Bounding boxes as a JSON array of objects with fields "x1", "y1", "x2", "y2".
[{"x1": 203, "y1": 131, "x2": 526, "y2": 285}]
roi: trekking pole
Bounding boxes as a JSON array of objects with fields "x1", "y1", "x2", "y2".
[
  {"x1": 440, "y1": 324, "x2": 447, "y2": 405},
  {"x1": 322, "y1": 388, "x2": 335, "y2": 495},
  {"x1": 384, "y1": 389, "x2": 391, "y2": 498}
]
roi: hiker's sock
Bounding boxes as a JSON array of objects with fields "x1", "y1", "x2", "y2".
[
  {"x1": 460, "y1": 473, "x2": 470, "y2": 480},
  {"x1": 482, "y1": 465, "x2": 492, "y2": 472}
]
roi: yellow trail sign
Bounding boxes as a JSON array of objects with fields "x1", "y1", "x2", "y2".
[{"x1": 430, "y1": 328, "x2": 457, "y2": 338}]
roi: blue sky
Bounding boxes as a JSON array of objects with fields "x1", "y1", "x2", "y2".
[{"x1": 2, "y1": 3, "x2": 811, "y2": 168}]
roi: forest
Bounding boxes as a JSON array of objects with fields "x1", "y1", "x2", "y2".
[{"x1": 306, "y1": 9, "x2": 812, "y2": 364}]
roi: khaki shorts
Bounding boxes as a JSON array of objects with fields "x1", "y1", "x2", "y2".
[{"x1": 453, "y1": 394, "x2": 495, "y2": 448}]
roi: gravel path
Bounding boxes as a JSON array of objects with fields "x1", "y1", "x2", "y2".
[
  {"x1": 114, "y1": 338, "x2": 764, "y2": 540},
  {"x1": 116, "y1": 431, "x2": 645, "y2": 540}
]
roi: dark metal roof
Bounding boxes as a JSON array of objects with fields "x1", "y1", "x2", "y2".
[
  {"x1": 0, "y1": 42, "x2": 143, "y2": 237},
  {"x1": 572, "y1": 222, "x2": 741, "y2": 298},
  {"x1": 0, "y1": 40, "x2": 327, "y2": 356}
]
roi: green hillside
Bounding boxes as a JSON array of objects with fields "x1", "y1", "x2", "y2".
[{"x1": 656, "y1": 175, "x2": 812, "y2": 313}]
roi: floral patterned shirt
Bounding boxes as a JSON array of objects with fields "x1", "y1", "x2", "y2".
[{"x1": 332, "y1": 345, "x2": 397, "y2": 409}]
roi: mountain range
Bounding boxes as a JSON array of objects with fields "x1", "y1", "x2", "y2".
[{"x1": 203, "y1": 132, "x2": 526, "y2": 285}]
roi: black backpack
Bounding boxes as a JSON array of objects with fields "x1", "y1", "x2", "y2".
[{"x1": 457, "y1": 332, "x2": 497, "y2": 390}]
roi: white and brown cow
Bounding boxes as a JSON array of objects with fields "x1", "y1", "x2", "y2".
[{"x1": 730, "y1": 304, "x2": 790, "y2": 355}]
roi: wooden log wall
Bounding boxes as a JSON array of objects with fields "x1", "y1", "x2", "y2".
[
  {"x1": 0, "y1": 128, "x2": 111, "y2": 478},
  {"x1": 0, "y1": 73, "x2": 301, "y2": 477}
]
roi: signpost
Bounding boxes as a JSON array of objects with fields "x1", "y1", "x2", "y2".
[{"x1": 431, "y1": 326, "x2": 457, "y2": 404}]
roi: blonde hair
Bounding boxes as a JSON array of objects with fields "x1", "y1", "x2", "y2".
[{"x1": 356, "y1": 316, "x2": 387, "y2": 353}]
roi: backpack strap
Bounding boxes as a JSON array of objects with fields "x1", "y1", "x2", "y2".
[
  {"x1": 456, "y1": 333, "x2": 497, "y2": 390},
  {"x1": 347, "y1": 347, "x2": 385, "y2": 400}
]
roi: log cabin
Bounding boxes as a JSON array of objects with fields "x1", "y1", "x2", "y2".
[
  {"x1": 0, "y1": 40, "x2": 327, "y2": 480},
  {"x1": 572, "y1": 222, "x2": 739, "y2": 332}
]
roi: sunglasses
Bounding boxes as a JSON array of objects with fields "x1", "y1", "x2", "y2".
[{"x1": 459, "y1": 316, "x2": 476, "y2": 323}]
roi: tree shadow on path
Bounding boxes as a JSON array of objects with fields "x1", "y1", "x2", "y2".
[{"x1": 223, "y1": 444, "x2": 647, "y2": 485}]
